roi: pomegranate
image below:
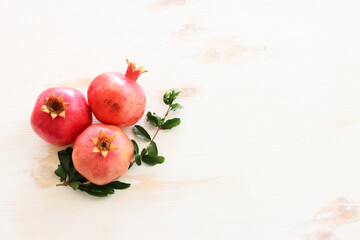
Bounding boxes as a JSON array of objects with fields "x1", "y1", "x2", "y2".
[
  {"x1": 30, "y1": 87, "x2": 92, "y2": 146},
  {"x1": 87, "y1": 59, "x2": 147, "y2": 127},
  {"x1": 72, "y1": 124, "x2": 133, "y2": 185}
]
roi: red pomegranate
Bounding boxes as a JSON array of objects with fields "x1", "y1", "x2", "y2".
[
  {"x1": 87, "y1": 59, "x2": 147, "y2": 127},
  {"x1": 30, "y1": 87, "x2": 92, "y2": 146},
  {"x1": 72, "y1": 124, "x2": 133, "y2": 185}
]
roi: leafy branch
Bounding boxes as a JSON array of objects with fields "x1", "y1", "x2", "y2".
[{"x1": 129, "y1": 90, "x2": 183, "y2": 168}]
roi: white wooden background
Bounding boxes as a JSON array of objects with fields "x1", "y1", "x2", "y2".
[{"x1": 1, "y1": 0, "x2": 360, "y2": 239}]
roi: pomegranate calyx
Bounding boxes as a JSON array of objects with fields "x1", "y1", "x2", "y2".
[
  {"x1": 40, "y1": 92, "x2": 70, "y2": 120},
  {"x1": 125, "y1": 59, "x2": 147, "y2": 81},
  {"x1": 90, "y1": 130, "x2": 118, "y2": 158}
]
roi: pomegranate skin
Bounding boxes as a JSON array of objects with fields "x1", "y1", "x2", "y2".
[
  {"x1": 88, "y1": 60, "x2": 147, "y2": 127},
  {"x1": 72, "y1": 124, "x2": 133, "y2": 185},
  {"x1": 88, "y1": 72, "x2": 146, "y2": 127},
  {"x1": 30, "y1": 87, "x2": 92, "y2": 146}
]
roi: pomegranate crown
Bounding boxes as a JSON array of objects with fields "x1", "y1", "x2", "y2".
[
  {"x1": 40, "y1": 92, "x2": 70, "y2": 120},
  {"x1": 125, "y1": 59, "x2": 147, "y2": 81},
  {"x1": 91, "y1": 130, "x2": 118, "y2": 158}
]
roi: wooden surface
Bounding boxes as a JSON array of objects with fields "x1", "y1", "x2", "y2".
[{"x1": 1, "y1": 0, "x2": 360, "y2": 239}]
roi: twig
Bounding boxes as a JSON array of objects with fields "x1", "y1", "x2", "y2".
[{"x1": 131, "y1": 105, "x2": 171, "y2": 165}]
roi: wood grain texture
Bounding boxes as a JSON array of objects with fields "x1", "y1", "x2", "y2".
[{"x1": 1, "y1": 0, "x2": 360, "y2": 239}]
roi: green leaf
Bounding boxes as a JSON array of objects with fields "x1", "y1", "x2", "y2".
[
  {"x1": 128, "y1": 161, "x2": 134, "y2": 169},
  {"x1": 163, "y1": 91, "x2": 172, "y2": 104},
  {"x1": 54, "y1": 164, "x2": 66, "y2": 182},
  {"x1": 68, "y1": 167, "x2": 76, "y2": 182},
  {"x1": 70, "y1": 181, "x2": 81, "y2": 190},
  {"x1": 170, "y1": 103, "x2": 183, "y2": 111},
  {"x1": 131, "y1": 140, "x2": 139, "y2": 155},
  {"x1": 101, "y1": 187, "x2": 115, "y2": 195},
  {"x1": 87, "y1": 184, "x2": 115, "y2": 194},
  {"x1": 72, "y1": 172, "x2": 85, "y2": 182},
  {"x1": 84, "y1": 191, "x2": 109, "y2": 197},
  {"x1": 79, "y1": 178, "x2": 89, "y2": 183},
  {"x1": 58, "y1": 147, "x2": 73, "y2": 172},
  {"x1": 168, "y1": 90, "x2": 181, "y2": 104},
  {"x1": 141, "y1": 148, "x2": 148, "y2": 157},
  {"x1": 133, "y1": 125, "x2": 151, "y2": 142},
  {"x1": 135, "y1": 154, "x2": 141, "y2": 165},
  {"x1": 78, "y1": 186, "x2": 109, "y2": 197},
  {"x1": 142, "y1": 155, "x2": 165, "y2": 166},
  {"x1": 79, "y1": 184, "x2": 115, "y2": 196},
  {"x1": 146, "y1": 112, "x2": 157, "y2": 127},
  {"x1": 146, "y1": 112, "x2": 162, "y2": 127},
  {"x1": 161, "y1": 118, "x2": 181, "y2": 130},
  {"x1": 147, "y1": 142, "x2": 158, "y2": 156},
  {"x1": 79, "y1": 181, "x2": 130, "y2": 197},
  {"x1": 106, "y1": 181, "x2": 131, "y2": 189},
  {"x1": 67, "y1": 158, "x2": 77, "y2": 182}
]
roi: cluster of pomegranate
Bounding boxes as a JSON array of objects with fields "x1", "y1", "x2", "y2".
[{"x1": 31, "y1": 60, "x2": 147, "y2": 185}]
